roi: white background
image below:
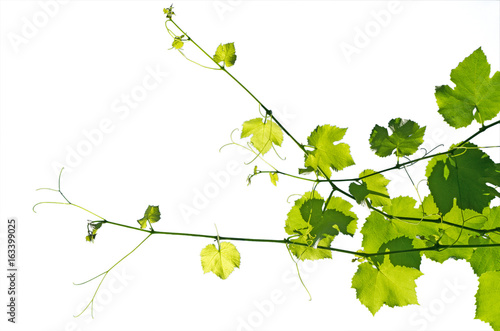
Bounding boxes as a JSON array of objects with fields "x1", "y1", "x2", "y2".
[{"x1": 1, "y1": 1, "x2": 499, "y2": 330}]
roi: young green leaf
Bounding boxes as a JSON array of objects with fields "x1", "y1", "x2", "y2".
[
  {"x1": 475, "y1": 270, "x2": 500, "y2": 330},
  {"x1": 269, "y1": 172, "x2": 278, "y2": 186},
  {"x1": 86, "y1": 221, "x2": 103, "y2": 243},
  {"x1": 163, "y1": 5, "x2": 175, "y2": 19},
  {"x1": 241, "y1": 118, "x2": 283, "y2": 155},
  {"x1": 200, "y1": 242, "x2": 240, "y2": 279},
  {"x1": 171, "y1": 36, "x2": 184, "y2": 50},
  {"x1": 349, "y1": 169, "x2": 391, "y2": 207},
  {"x1": 137, "y1": 205, "x2": 161, "y2": 229},
  {"x1": 351, "y1": 256, "x2": 422, "y2": 315},
  {"x1": 304, "y1": 125, "x2": 355, "y2": 178},
  {"x1": 435, "y1": 47, "x2": 500, "y2": 128},
  {"x1": 426, "y1": 143, "x2": 500, "y2": 215},
  {"x1": 369, "y1": 118, "x2": 426, "y2": 157},
  {"x1": 213, "y1": 42, "x2": 237, "y2": 67},
  {"x1": 85, "y1": 229, "x2": 98, "y2": 242}
]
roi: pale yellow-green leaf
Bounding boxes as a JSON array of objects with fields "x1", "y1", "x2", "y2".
[{"x1": 201, "y1": 242, "x2": 240, "y2": 279}]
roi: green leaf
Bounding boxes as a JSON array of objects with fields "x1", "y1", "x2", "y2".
[
  {"x1": 469, "y1": 237, "x2": 500, "y2": 276},
  {"x1": 300, "y1": 199, "x2": 350, "y2": 247},
  {"x1": 137, "y1": 205, "x2": 161, "y2": 229},
  {"x1": 475, "y1": 271, "x2": 500, "y2": 330},
  {"x1": 360, "y1": 207, "x2": 437, "y2": 269},
  {"x1": 326, "y1": 196, "x2": 358, "y2": 236},
  {"x1": 86, "y1": 221, "x2": 103, "y2": 243},
  {"x1": 369, "y1": 118, "x2": 426, "y2": 157},
  {"x1": 351, "y1": 256, "x2": 422, "y2": 315},
  {"x1": 469, "y1": 207, "x2": 500, "y2": 276},
  {"x1": 171, "y1": 36, "x2": 184, "y2": 49},
  {"x1": 304, "y1": 125, "x2": 355, "y2": 178},
  {"x1": 383, "y1": 196, "x2": 422, "y2": 219},
  {"x1": 241, "y1": 118, "x2": 283, "y2": 155},
  {"x1": 426, "y1": 143, "x2": 500, "y2": 215},
  {"x1": 288, "y1": 236, "x2": 334, "y2": 261},
  {"x1": 376, "y1": 237, "x2": 421, "y2": 269},
  {"x1": 200, "y1": 242, "x2": 240, "y2": 279},
  {"x1": 285, "y1": 192, "x2": 357, "y2": 260},
  {"x1": 349, "y1": 170, "x2": 391, "y2": 207},
  {"x1": 435, "y1": 47, "x2": 500, "y2": 128},
  {"x1": 86, "y1": 229, "x2": 98, "y2": 242},
  {"x1": 422, "y1": 203, "x2": 481, "y2": 263},
  {"x1": 213, "y1": 42, "x2": 237, "y2": 67},
  {"x1": 269, "y1": 172, "x2": 278, "y2": 186},
  {"x1": 349, "y1": 182, "x2": 369, "y2": 204},
  {"x1": 163, "y1": 5, "x2": 175, "y2": 19},
  {"x1": 298, "y1": 166, "x2": 315, "y2": 175}
]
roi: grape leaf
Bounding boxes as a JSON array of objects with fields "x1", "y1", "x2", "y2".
[
  {"x1": 171, "y1": 36, "x2": 184, "y2": 50},
  {"x1": 137, "y1": 205, "x2": 161, "y2": 229},
  {"x1": 200, "y1": 242, "x2": 240, "y2": 279},
  {"x1": 422, "y1": 203, "x2": 481, "y2": 263},
  {"x1": 376, "y1": 237, "x2": 421, "y2": 269},
  {"x1": 435, "y1": 47, "x2": 500, "y2": 128},
  {"x1": 469, "y1": 237, "x2": 500, "y2": 276},
  {"x1": 361, "y1": 209, "x2": 434, "y2": 269},
  {"x1": 469, "y1": 207, "x2": 500, "y2": 276},
  {"x1": 85, "y1": 229, "x2": 98, "y2": 242},
  {"x1": 349, "y1": 170, "x2": 391, "y2": 207},
  {"x1": 369, "y1": 118, "x2": 426, "y2": 157},
  {"x1": 383, "y1": 196, "x2": 422, "y2": 219},
  {"x1": 284, "y1": 191, "x2": 323, "y2": 236},
  {"x1": 285, "y1": 192, "x2": 357, "y2": 260},
  {"x1": 213, "y1": 42, "x2": 237, "y2": 67},
  {"x1": 326, "y1": 196, "x2": 358, "y2": 235},
  {"x1": 475, "y1": 270, "x2": 500, "y2": 330},
  {"x1": 420, "y1": 194, "x2": 440, "y2": 217},
  {"x1": 288, "y1": 236, "x2": 334, "y2": 261},
  {"x1": 304, "y1": 125, "x2": 355, "y2": 178},
  {"x1": 300, "y1": 199, "x2": 354, "y2": 247},
  {"x1": 351, "y1": 256, "x2": 422, "y2": 315},
  {"x1": 270, "y1": 172, "x2": 278, "y2": 186},
  {"x1": 241, "y1": 118, "x2": 283, "y2": 155},
  {"x1": 163, "y1": 5, "x2": 175, "y2": 19},
  {"x1": 85, "y1": 221, "x2": 103, "y2": 243},
  {"x1": 426, "y1": 143, "x2": 500, "y2": 215}
]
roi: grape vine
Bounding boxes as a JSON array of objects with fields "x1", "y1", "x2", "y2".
[{"x1": 33, "y1": 5, "x2": 500, "y2": 329}]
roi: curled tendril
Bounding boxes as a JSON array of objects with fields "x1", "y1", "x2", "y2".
[
  {"x1": 271, "y1": 143, "x2": 286, "y2": 161},
  {"x1": 287, "y1": 194, "x2": 303, "y2": 203},
  {"x1": 219, "y1": 129, "x2": 279, "y2": 172},
  {"x1": 450, "y1": 146, "x2": 468, "y2": 157}
]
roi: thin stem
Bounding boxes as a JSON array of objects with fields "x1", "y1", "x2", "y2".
[
  {"x1": 177, "y1": 50, "x2": 220, "y2": 70},
  {"x1": 33, "y1": 201, "x2": 106, "y2": 220},
  {"x1": 286, "y1": 244, "x2": 312, "y2": 301},
  {"x1": 74, "y1": 234, "x2": 152, "y2": 318},
  {"x1": 458, "y1": 119, "x2": 500, "y2": 146},
  {"x1": 73, "y1": 271, "x2": 106, "y2": 286},
  {"x1": 256, "y1": 170, "x2": 317, "y2": 183},
  {"x1": 57, "y1": 167, "x2": 71, "y2": 204},
  {"x1": 102, "y1": 219, "x2": 500, "y2": 258},
  {"x1": 169, "y1": 18, "x2": 352, "y2": 200},
  {"x1": 368, "y1": 204, "x2": 500, "y2": 235}
]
